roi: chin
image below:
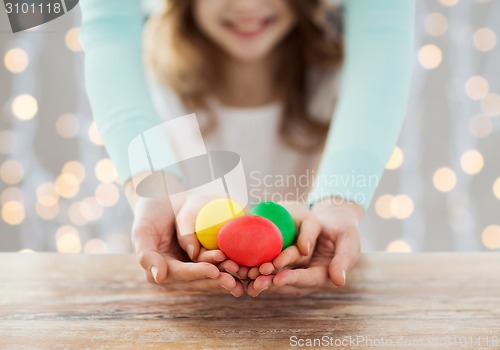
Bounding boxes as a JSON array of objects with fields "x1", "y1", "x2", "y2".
[{"x1": 227, "y1": 46, "x2": 273, "y2": 63}]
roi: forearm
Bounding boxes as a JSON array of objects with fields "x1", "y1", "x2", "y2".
[
  {"x1": 80, "y1": 0, "x2": 176, "y2": 184},
  {"x1": 309, "y1": 0, "x2": 416, "y2": 210}
]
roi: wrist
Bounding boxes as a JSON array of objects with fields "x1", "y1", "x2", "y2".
[{"x1": 310, "y1": 196, "x2": 364, "y2": 220}]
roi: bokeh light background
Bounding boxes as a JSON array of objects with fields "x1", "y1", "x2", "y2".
[{"x1": 0, "y1": 0, "x2": 499, "y2": 254}]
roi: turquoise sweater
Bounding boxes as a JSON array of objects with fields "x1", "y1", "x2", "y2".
[{"x1": 80, "y1": 0, "x2": 415, "y2": 210}]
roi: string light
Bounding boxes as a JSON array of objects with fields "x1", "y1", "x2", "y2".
[
  {"x1": 11, "y1": 94, "x2": 38, "y2": 120},
  {"x1": 493, "y1": 178, "x2": 500, "y2": 200},
  {"x1": 390, "y1": 195, "x2": 414, "y2": 219},
  {"x1": 433, "y1": 167, "x2": 457, "y2": 192},
  {"x1": 386, "y1": 240, "x2": 412, "y2": 252},
  {"x1": 480, "y1": 93, "x2": 500, "y2": 117},
  {"x1": 473, "y1": 28, "x2": 497, "y2": 52},
  {"x1": 481, "y1": 225, "x2": 500, "y2": 250},
  {"x1": 1, "y1": 187, "x2": 23, "y2": 205},
  {"x1": 68, "y1": 201, "x2": 89, "y2": 226},
  {"x1": 55, "y1": 226, "x2": 81, "y2": 253},
  {"x1": 464, "y1": 76, "x2": 489, "y2": 100},
  {"x1": 95, "y1": 158, "x2": 118, "y2": 184},
  {"x1": 35, "y1": 201, "x2": 59, "y2": 220},
  {"x1": 88, "y1": 122, "x2": 104, "y2": 146},
  {"x1": 0, "y1": 159, "x2": 24, "y2": 185},
  {"x1": 79, "y1": 196, "x2": 104, "y2": 221},
  {"x1": 84, "y1": 239, "x2": 109, "y2": 254},
  {"x1": 425, "y1": 13, "x2": 448, "y2": 37},
  {"x1": 469, "y1": 114, "x2": 492, "y2": 139},
  {"x1": 95, "y1": 183, "x2": 120, "y2": 207},
  {"x1": 1, "y1": 200, "x2": 25, "y2": 225},
  {"x1": 460, "y1": 150, "x2": 484, "y2": 175},
  {"x1": 385, "y1": 146, "x2": 404, "y2": 170},
  {"x1": 440, "y1": 0, "x2": 459, "y2": 6},
  {"x1": 65, "y1": 27, "x2": 82, "y2": 52},
  {"x1": 375, "y1": 194, "x2": 394, "y2": 219},
  {"x1": 4, "y1": 48, "x2": 29, "y2": 73},
  {"x1": 62, "y1": 161, "x2": 86, "y2": 184},
  {"x1": 55, "y1": 114, "x2": 79, "y2": 138},
  {"x1": 55, "y1": 173, "x2": 80, "y2": 198},
  {"x1": 418, "y1": 44, "x2": 443, "y2": 69}
]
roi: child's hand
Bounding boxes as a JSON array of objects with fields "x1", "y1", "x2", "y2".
[
  {"x1": 173, "y1": 193, "x2": 242, "y2": 279},
  {"x1": 246, "y1": 199, "x2": 363, "y2": 297},
  {"x1": 246, "y1": 202, "x2": 321, "y2": 280},
  {"x1": 126, "y1": 180, "x2": 244, "y2": 297}
]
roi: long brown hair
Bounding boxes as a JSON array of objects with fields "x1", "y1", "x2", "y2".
[{"x1": 146, "y1": 0, "x2": 343, "y2": 152}]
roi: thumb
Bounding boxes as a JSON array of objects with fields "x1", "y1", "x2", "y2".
[
  {"x1": 132, "y1": 226, "x2": 168, "y2": 284},
  {"x1": 175, "y1": 198, "x2": 203, "y2": 260},
  {"x1": 328, "y1": 229, "x2": 361, "y2": 287}
]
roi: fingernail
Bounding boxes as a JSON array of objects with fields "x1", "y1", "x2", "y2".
[
  {"x1": 306, "y1": 241, "x2": 312, "y2": 255},
  {"x1": 151, "y1": 266, "x2": 158, "y2": 283},
  {"x1": 256, "y1": 287, "x2": 267, "y2": 297},
  {"x1": 186, "y1": 244, "x2": 195, "y2": 260},
  {"x1": 230, "y1": 292, "x2": 238, "y2": 297},
  {"x1": 221, "y1": 285, "x2": 230, "y2": 291},
  {"x1": 342, "y1": 270, "x2": 346, "y2": 286}
]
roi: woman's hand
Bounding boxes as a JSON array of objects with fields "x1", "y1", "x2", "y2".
[
  {"x1": 246, "y1": 199, "x2": 363, "y2": 297},
  {"x1": 125, "y1": 178, "x2": 245, "y2": 297},
  {"x1": 245, "y1": 201, "x2": 321, "y2": 280}
]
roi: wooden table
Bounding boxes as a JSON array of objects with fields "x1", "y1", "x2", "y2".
[{"x1": 1, "y1": 253, "x2": 499, "y2": 349}]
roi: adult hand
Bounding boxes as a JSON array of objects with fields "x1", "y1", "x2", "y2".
[
  {"x1": 125, "y1": 177, "x2": 245, "y2": 297},
  {"x1": 245, "y1": 201, "x2": 321, "y2": 280},
  {"x1": 246, "y1": 199, "x2": 363, "y2": 297}
]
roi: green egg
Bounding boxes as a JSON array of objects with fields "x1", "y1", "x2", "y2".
[{"x1": 249, "y1": 202, "x2": 297, "y2": 249}]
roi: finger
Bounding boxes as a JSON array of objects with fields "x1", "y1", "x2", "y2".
[
  {"x1": 258, "y1": 262, "x2": 275, "y2": 276},
  {"x1": 132, "y1": 223, "x2": 169, "y2": 284},
  {"x1": 216, "y1": 273, "x2": 245, "y2": 297},
  {"x1": 296, "y1": 214, "x2": 321, "y2": 256},
  {"x1": 273, "y1": 266, "x2": 329, "y2": 289},
  {"x1": 196, "y1": 248, "x2": 226, "y2": 264},
  {"x1": 175, "y1": 198, "x2": 206, "y2": 260},
  {"x1": 166, "y1": 259, "x2": 220, "y2": 282},
  {"x1": 272, "y1": 246, "x2": 304, "y2": 270},
  {"x1": 237, "y1": 266, "x2": 249, "y2": 280},
  {"x1": 218, "y1": 260, "x2": 240, "y2": 275},
  {"x1": 246, "y1": 275, "x2": 274, "y2": 297},
  {"x1": 328, "y1": 229, "x2": 361, "y2": 287},
  {"x1": 173, "y1": 274, "x2": 245, "y2": 297},
  {"x1": 247, "y1": 267, "x2": 261, "y2": 280}
]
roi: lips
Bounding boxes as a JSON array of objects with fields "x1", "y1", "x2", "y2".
[{"x1": 221, "y1": 15, "x2": 276, "y2": 39}]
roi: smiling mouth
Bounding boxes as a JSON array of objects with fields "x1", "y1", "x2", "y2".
[{"x1": 221, "y1": 16, "x2": 277, "y2": 39}]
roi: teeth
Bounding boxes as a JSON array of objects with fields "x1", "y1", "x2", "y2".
[{"x1": 233, "y1": 21, "x2": 263, "y2": 33}]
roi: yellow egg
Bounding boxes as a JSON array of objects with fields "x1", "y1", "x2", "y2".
[{"x1": 195, "y1": 198, "x2": 244, "y2": 250}]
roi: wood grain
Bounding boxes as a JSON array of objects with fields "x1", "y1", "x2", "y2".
[{"x1": 0, "y1": 253, "x2": 499, "y2": 349}]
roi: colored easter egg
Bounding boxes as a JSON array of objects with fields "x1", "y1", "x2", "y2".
[
  {"x1": 195, "y1": 198, "x2": 244, "y2": 250},
  {"x1": 217, "y1": 215, "x2": 283, "y2": 267},
  {"x1": 250, "y1": 202, "x2": 297, "y2": 249}
]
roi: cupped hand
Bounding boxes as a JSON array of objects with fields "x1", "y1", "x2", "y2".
[
  {"x1": 246, "y1": 199, "x2": 363, "y2": 297},
  {"x1": 126, "y1": 178, "x2": 245, "y2": 297},
  {"x1": 246, "y1": 201, "x2": 321, "y2": 280}
]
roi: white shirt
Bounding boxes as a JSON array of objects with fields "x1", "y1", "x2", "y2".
[{"x1": 149, "y1": 70, "x2": 339, "y2": 205}]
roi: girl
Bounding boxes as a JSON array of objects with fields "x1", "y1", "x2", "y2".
[{"x1": 80, "y1": 0, "x2": 415, "y2": 297}]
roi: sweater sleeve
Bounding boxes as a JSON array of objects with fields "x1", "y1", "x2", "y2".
[
  {"x1": 79, "y1": 0, "x2": 176, "y2": 184},
  {"x1": 308, "y1": 0, "x2": 416, "y2": 210}
]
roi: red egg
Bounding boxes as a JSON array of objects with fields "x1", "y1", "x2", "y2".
[{"x1": 217, "y1": 216, "x2": 283, "y2": 267}]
